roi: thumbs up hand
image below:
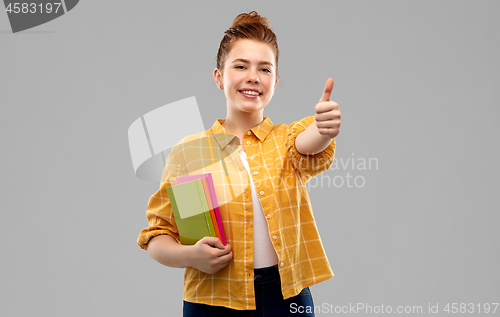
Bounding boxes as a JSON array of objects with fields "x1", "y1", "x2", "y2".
[{"x1": 314, "y1": 78, "x2": 341, "y2": 138}]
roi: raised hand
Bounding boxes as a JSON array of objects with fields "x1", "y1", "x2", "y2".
[{"x1": 314, "y1": 78, "x2": 341, "y2": 138}]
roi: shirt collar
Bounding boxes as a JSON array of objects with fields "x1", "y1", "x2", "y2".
[
  {"x1": 250, "y1": 116, "x2": 274, "y2": 142},
  {"x1": 210, "y1": 116, "x2": 274, "y2": 149}
]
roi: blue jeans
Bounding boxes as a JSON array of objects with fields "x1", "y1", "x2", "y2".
[{"x1": 183, "y1": 265, "x2": 315, "y2": 316}]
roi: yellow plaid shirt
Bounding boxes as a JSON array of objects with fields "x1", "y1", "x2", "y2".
[{"x1": 137, "y1": 116, "x2": 335, "y2": 310}]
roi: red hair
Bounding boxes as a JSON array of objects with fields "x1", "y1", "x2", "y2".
[{"x1": 216, "y1": 11, "x2": 279, "y2": 77}]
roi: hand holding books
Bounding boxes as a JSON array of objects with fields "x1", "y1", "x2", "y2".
[
  {"x1": 166, "y1": 172, "x2": 231, "y2": 274},
  {"x1": 189, "y1": 237, "x2": 232, "y2": 274}
]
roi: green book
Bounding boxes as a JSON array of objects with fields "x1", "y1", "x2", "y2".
[{"x1": 166, "y1": 179, "x2": 217, "y2": 245}]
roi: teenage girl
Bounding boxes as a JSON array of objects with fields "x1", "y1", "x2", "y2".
[{"x1": 138, "y1": 11, "x2": 341, "y2": 317}]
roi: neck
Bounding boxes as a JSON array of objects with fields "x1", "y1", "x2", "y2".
[{"x1": 222, "y1": 109, "x2": 264, "y2": 139}]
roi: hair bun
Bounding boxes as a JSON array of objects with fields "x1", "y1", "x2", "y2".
[
  {"x1": 216, "y1": 11, "x2": 279, "y2": 77},
  {"x1": 231, "y1": 11, "x2": 271, "y2": 29}
]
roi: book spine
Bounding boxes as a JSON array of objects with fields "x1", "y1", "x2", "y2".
[
  {"x1": 195, "y1": 180, "x2": 216, "y2": 238},
  {"x1": 206, "y1": 173, "x2": 226, "y2": 245}
]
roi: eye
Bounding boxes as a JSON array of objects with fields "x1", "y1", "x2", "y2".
[
  {"x1": 261, "y1": 68, "x2": 271, "y2": 73},
  {"x1": 235, "y1": 65, "x2": 246, "y2": 69}
]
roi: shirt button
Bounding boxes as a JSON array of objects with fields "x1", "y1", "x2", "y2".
[
  {"x1": 250, "y1": 156, "x2": 254, "y2": 160},
  {"x1": 246, "y1": 141, "x2": 251, "y2": 145},
  {"x1": 267, "y1": 214, "x2": 271, "y2": 219},
  {"x1": 247, "y1": 131, "x2": 251, "y2": 135},
  {"x1": 280, "y1": 262, "x2": 284, "y2": 267},
  {"x1": 273, "y1": 235, "x2": 277, "y2": 240},
  {"x1": 260, "y1": 191, "x2": 264, "y2": 196},
  {"x1": 253, "y1": 171, "x2": 258, "y2": 175}
]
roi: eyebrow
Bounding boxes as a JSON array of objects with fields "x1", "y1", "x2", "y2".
[{"x1": 231, "y1": 58, "x2": 274, "y2": 68}]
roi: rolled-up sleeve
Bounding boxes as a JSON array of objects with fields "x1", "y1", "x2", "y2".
[
  {"x1": 137, "y1": 151, "x2": 182, "y2": 250},
  {"x1": 286, "y1": 116, "x2": 336, "y2": 182}
]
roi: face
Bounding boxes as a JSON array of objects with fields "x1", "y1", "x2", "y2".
[{"x1": 214, "y1": 39, "x2": 278, "y2": 115}]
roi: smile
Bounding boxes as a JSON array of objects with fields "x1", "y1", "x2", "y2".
[{"x1": 239, "y1": 90, "x2": 261, "y2": 96}]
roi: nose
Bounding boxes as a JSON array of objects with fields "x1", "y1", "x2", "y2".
[{"x1": 246, "y1": 68, "x2": 260, "y2": 83}]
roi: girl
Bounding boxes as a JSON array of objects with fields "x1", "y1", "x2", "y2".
[{"x1": 138, "y1": 11, "x2": 341, "y2": 316}]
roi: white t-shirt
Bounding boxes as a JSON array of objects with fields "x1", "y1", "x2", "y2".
[{"x1": 239, "y1": 149, "x2": 279, "y2": 268}]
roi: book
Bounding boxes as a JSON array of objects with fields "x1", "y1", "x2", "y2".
[
  {"x1": 177, "y1": 175, "x2": 220, "y2": 241},
  {"x1": 201, "y1": 177, "x2": 221, "y2": 241},
  {"x1": 176, "y1": 173, "x2": 226, "y2": 246},
  {"x1": 166, "y1": 179, "x2": 217, "y2": 245}
]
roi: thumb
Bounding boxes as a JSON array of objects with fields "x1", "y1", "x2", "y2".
[
  {"x1": 319, "y1": 78, "x2": 334, "y2": 103},
  {"x1": 202, "y1": 236, "x2": 225, "y2": 250}
]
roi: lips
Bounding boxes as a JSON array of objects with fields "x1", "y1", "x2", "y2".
[
  {"x1": 239, "y1": 91, "x2": 259, "y2": 99},
  {"x1": 238, "y1": 88, "x2": 262, "y2": 96}
]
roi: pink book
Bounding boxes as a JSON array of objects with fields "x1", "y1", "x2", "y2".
[{"x1": 176, "y1": 173, "x2": 226, "y2": 246}]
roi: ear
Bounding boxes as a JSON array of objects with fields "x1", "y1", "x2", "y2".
[
  {"x1": 213, "y1": 68, "x2": 223, "y2": 89},
  {"x1": 274, "y1": 75, "x2": 279, "y2": 91},
  {"x1": 272, "y1": 75, "x2": 279, "y2": 96}
]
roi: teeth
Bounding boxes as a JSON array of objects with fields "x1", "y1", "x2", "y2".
[{"x1": 240, "y1": 90, "x2": 260, "y2": 96}]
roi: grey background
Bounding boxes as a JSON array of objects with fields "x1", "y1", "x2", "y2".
[{"x1": 1, "y1": 1, "x2": 499, "y2": 316}]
